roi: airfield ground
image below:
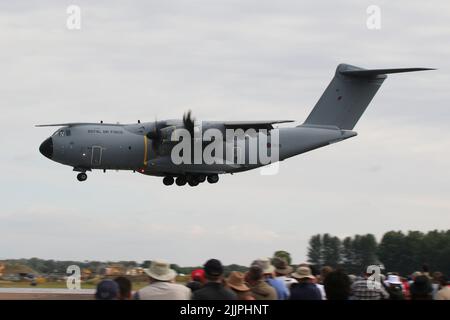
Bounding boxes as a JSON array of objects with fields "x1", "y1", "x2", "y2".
[{"x1": 0, "y1": 279, "x2": 182, "y2": 299}]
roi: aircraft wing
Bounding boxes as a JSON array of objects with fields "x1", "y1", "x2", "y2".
[
  {"x1": 223, "y1": 120, "x2": 294, "y2": 130},
  {"x1": 35, "y1": 123, "x2": 123, "y2": 127}
]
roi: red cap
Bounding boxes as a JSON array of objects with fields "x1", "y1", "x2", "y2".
[{"x1": 191, "y1": 269, "x2": 206, "y2": 282}]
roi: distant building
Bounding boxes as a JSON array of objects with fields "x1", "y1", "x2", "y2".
[
  {"x1": 0, "y1": 262, "x2": 36, "y2": 281},
  {"x1": 81, "y1": 268, "x2": 93, "y2": 280},
  {"x1": 126, "y1": 267, "x2": 145, "y2": 276},
  {"x1": 0, "y1": 262, "x2": 5, "y2": 277},
  {"x1": 100, "y1": 264, "x2": 126, "y2": 276}
]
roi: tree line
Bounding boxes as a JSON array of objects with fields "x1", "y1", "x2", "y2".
[
  {"x1": 3, "y1": 230, "x2": 448, "y2": 277},
  {"x1": 1, "y1": 258, "x2": 249, "y2": 276},
  {"x1": 307, "y1": 230, "x2": 450, "y2": 275}
]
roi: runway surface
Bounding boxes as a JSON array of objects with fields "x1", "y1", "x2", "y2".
[{"x1": 0, "y1": 288, "x2": 95, "y2": 300}]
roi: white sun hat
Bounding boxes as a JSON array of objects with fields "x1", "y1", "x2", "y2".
[{"x1": 144, "y1": 260, "x2": 177, "y2": 281}]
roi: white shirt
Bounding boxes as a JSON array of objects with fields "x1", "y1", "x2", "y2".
[
  {"x1": 276, "y1": 276, "x2": 298, "y2": 286},
  {"x1": 137, "y1": 281, "x2": 191, "y2": 300},
  {"x1": 315, "y1": 283, "x2": 327, "y2": 300}
]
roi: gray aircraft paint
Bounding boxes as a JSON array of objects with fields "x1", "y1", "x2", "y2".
[{"x1": 37, "y1": 64, "x2": 433, "y2": 184}]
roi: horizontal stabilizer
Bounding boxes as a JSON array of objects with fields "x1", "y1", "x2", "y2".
[{"x1": 340, "y1": 67, "x2": 435, "y2": 77}]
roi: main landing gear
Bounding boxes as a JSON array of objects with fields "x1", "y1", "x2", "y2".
[
  {"x1": 163, "y1": 174, "x2": 219, "y2": 187},
  {"x1": 77, "y1": 172, "x2": 88, "y2": 182},
  {"x1": 163, "y1": 176, "x2": 174, "y2": 186}
]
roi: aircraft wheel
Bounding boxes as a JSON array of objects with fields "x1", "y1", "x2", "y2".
[
  {"x1": 197, "y1": 175, "x2": 206, "y2": 183},
  {"x1": 207, "y1": 174, "x2": 219, "y2": 184},
  {"x1": 188, "y1": 179, "x2": 199, "y2": 187},
  {"x1": 175, "y1": 176, "x2": 187, "y2": 186},
  {"x1": 77, "y1": 172, "x2": 88, "y2": 182},
  {"x1": 163, "y1": 176, "x2": 174, "y2": 186}
]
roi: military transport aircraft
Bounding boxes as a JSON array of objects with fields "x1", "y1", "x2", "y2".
[{"x1": 37, "y1": 63, "x2": 433, "y2": 186}]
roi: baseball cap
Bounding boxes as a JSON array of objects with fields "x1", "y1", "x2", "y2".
[
  {"x1": 203, "y1": 259, "x2": 224, "y2": 276},
  {"x1": 95, "y1": 279, "x2": 119, "y2": 300},
  {"x1": 191, "y1": 268, "x2": 206, "y2": 282}
]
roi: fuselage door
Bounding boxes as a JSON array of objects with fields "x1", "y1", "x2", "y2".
[{"x1": 91, "y1": 146, "x2": 103, "y2": 166}]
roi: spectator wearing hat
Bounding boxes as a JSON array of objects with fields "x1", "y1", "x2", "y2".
[
  {"x1": 289, "y1": 266, "x2": 322, "y2": 300},
  {"x1": 351, "y1": 271, "x2": 389, "y2": 300},
  {"x1": 323, "y1": 270, "x2": 351, "y2": 300},
  {"x1": 410, "y1": 275, "x2": 433, "y2": 300},
  {"x1": 245, "y1": 264, "x2": 278, "y2": 300},
  {"x1": 273, "y1": 257, "x2": 297, "y2": 290},
  {"x1": 256, "y1": 258, "x2": 289, "y2": 300},
  {"x1": 192, "y1": 259, "x2": 237, "y2": 300},
  {"x1": 186, "y1": 269, "x2": 206, "y2": 292},
  {"x1": 114, "y1": 276, "x2": 132, "y2": 300},
  {"x1": 95, "y1": 279, "x2": 120, "y2": 300},
  {"x1": 313, "y1": 266, "x2": 333, "y2": 300},
  {"x1": 319, "y1": 266, "x2": 333, "y2": 283},
  {"x1": 435, "y1": 275, "x2": 450, "y2": 300},
  {"x1": 385, "y1": 275, "x2": 404, "y2": 300},
  {"x1": 135, "y1": 260, "x2": 191, "y2": 300},
  {"x1": 227, "y1": 271, "x2": 255, "y2": 300}
]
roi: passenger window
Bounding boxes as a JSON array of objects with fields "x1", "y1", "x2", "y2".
[{"x1": 65, "y1": 129, "x2": 71, "y2": 136}]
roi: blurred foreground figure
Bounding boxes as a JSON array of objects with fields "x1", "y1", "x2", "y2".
[
  {"x1": 384, "y1": 275, "x2": 405, "y2": 300},
  {"x1": 323, "y1": 270, "x2": 351, "y2": 300},
  {"x1": 227, "y1": 271, "x2": 255, "y2": 300},
  {"x1": 186, "y1": 269, "x2": 206, "y2": 292},
  {"x1": 351, "y1": 271, "x2": 389, "y2": 300},
  {"x1": 435, "y1": 275, "x2": 450, "y2": 300},
  {"x1": 192, "y1": 259, "x2": 236, "y2": 300},
  {"x1": 95, "y1": 279, "x2": 119, "y2": 300},
  {"x1": 114, "y1": 276, "x2": 132, "y2": 300},
  {"x1": 273, "y1": 257, "x2": 297, "y2": 290},
  {"x1": 135, "y1": 260, "x2": 191, "y2": 300},
  {"x1": 246, "y1": 264, "x2": 278, "y2": 300},
  {"x1": 255, "y1": 258, "x2": 289, "y2": 300},
  {"x1": 289, "y1": 266, "x2": 321, "y2": 300},
  {"x1": 410, "y1": 275, "x2": 433, "y2": 300}
]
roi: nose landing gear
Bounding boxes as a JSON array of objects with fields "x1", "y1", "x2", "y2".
[{"x1": 77, "y1": 172, "x2": 88, "y2": 182}]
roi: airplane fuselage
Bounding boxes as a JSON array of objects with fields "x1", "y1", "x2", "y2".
[
  {"x1": 39, "y1": 121, "x2": 356, "y2": 184},
  {"x1": 38, "y1": 63, "x2": 431, "y2": 185}
]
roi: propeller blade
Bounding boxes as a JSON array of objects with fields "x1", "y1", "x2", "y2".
[
  {"x1": 183, "y1": 110, "x2": 195, "y2": 137},
  {"x1": 146, "y1": 117, "x2": 164, "y2": 155}
]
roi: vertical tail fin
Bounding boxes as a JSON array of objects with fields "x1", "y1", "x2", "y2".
[{"x1": 303, "y1": 64, "x2": 434, "y2": 130}]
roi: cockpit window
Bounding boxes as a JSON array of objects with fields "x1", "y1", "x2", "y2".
[{"x1": 52, "y1": 129, "x2": 71, "y2": 137}]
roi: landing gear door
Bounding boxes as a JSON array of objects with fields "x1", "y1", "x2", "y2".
[{"x1": 91, "y1": 146, "x2": 103, "y2": 166}]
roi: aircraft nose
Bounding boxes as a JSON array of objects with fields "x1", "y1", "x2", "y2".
[{"x1": 39, "y1": 137, "x2": 53, "y2": 159}]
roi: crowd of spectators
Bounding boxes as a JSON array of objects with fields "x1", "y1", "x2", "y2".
[{"x1": 95, "y1": 258, "x2": 450, "y2": 300}]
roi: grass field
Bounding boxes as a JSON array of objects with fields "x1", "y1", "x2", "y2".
[{"x1": 0, "y1": 280, "x2": 151, "y2": 290}]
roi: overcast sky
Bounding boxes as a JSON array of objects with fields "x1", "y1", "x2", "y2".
[{"x1": 0, "y1": 0, "x2": 449, "y2": 267}]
